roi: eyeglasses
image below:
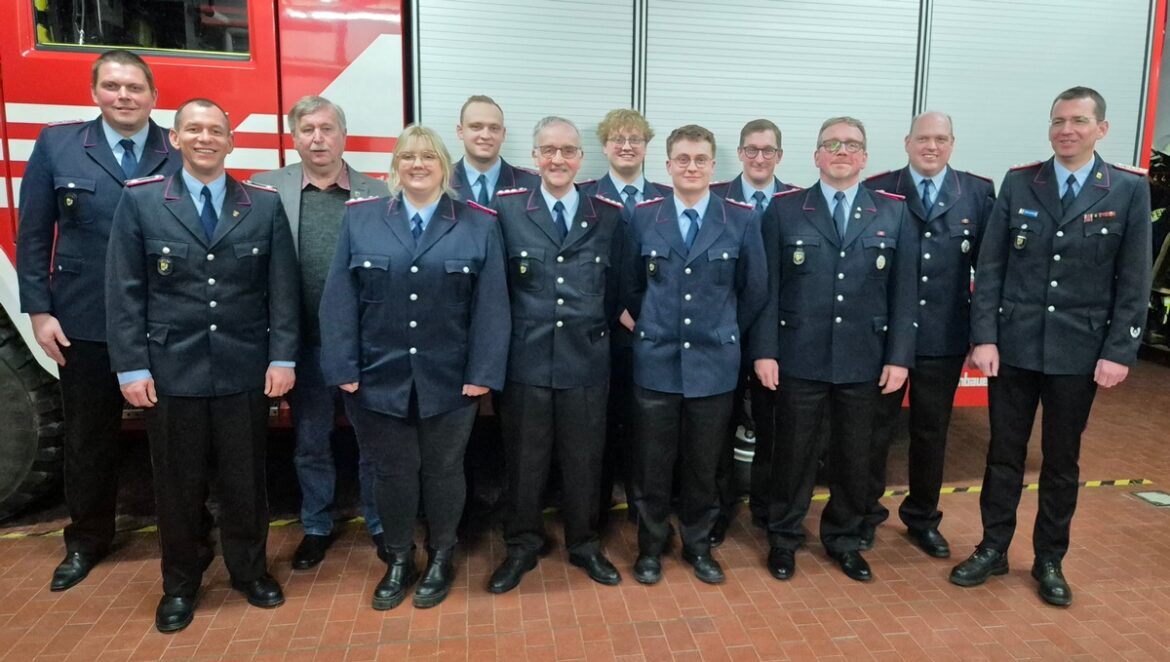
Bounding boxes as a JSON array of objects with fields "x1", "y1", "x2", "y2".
[
  {"x1": 740, "y1": 146, "x2": 779, "y2": 159},
  {"x1": 398, "y1": 151, "x2": 439, "y2": 164},
  {"x1": 607, "y1": 136, "x2": 646, "y2": 147},
  {"x1": 537, "y1": 145, "x2": 582, "y2": 159},
  {"x1": 818, "y1": 139, "x2": 865, "y2": 154},
  {"x1": 670, "y1": 154, "x2": 713, "y2": 168}
]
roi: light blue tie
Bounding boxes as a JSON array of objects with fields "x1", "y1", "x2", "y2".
[
  {"x1": 411, "y1": 213, "x2": 423, "y2": 245},
  {"x1": 119, "y1": 139, "x2": 138, "y2": 179}
]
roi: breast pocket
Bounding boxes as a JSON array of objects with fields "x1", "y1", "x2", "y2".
[
  {"x1": 350, "y1": 254, "x2": 390, "y2": 303},
  {"x1": 861, "y1": 236, "x2": 897, "y2": 279},
  {"x1": 508, "y1": 247, "x2": 545, "y2": 293},
  {"x1": 783, "y1": 236, "x2": 819, "y2": 275},
  {"x1": 145, "y1": 239, "x2": 190, "y2": 279},
  {"x1": 445, "y1": 258, "x2": 481, "y2": 305},
  {"x1": 55, "y1": 177, "x2": 97, "y2": 224},
  {"x1": 642, "y1": 244, "x2": 670, "y2": 281},
  {"x1": 1083, "y1": 221, "x2": 1123, "y2": 265},
  {"x1": 1008, "y1": 216, "x2": 1040, "y2": 254},
  {"x1": 948, "y1": 220, "x2": 977, "y2": 259},
  {"x1": 579, "y1": 252, "x2": 610, "y2": 296},
  {"x1": 233, "y1": 240, "x2": 270, "y2": 281},
  {"x1": 707, "y1": 246, "x2": 739, "y2": 287}
]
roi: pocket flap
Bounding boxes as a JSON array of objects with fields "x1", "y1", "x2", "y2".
[
  {"x1": 1082, "y1": 221, "x2": 1122, "y2": 238},
  {"x1": 445, "y1": 259, "x2": 480, "y2": 275},
  {"x1": 778, "y1": 311, "x2": 800, "y2": 329},
  {"x1": 233, "y1": 241, "x2": 270, "y2": 258},
  {"x1": 54, "y1": 254, "x2": 84, "y2": 273},
  {"x1": 716, "y1": 326, "x2": 740, "y2": 344},
  {"x1": 54, "y1": 177, "x2": 96, "y2": 192},
  {"x1": 145, "y1": 239, "x2": 189, "y2": 258},
  {"x1": 872, "y1": 316, "x2": 889, "y2": 333},
  {"x1": 999, "y1": 300, "x2": 1016, "y2": 319},
  {"x1": 862, "y1": 236, "x2": 897, "y2": 249},
  {"x1": 784, "y1": 236, "x2": 820, "y2": 248},
  {"x1": 707, "y1": 246, "x2": 740, "y2": 262},
  {"x1": 589, "y1": 323, "x2": 609, "y2": 342},
  {"x1": 350, "y1": 254, "x2": 390, "y2": 270},
  {"x1": 641, "y1": 244, "x2": 670, "y2": 259},
  {"x1": 1087, "y1": 310, "x2": 1109, "y2": 330},
  {"x1": 508, "y1": 247, "x2": 545, "y2": 261},
  {"x1": 147, "y1": 322, "x2": 169, "y2": 345}
]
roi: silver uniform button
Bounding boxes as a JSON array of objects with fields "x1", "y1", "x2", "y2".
[
  {"x1": 924, "y1": 231, "x2": 932, "y2": 238},
  {"x1": 209, "y1": 324, "x2": 217, "y2": 331},
  {"x1": 409, "y1": 347, "x2": 417, "y2": 354},
  {"x1": 683, "y1": 341, "x2": 691, "y2": 349},
  {"x1": 650, "y1": 250, "x2": 657, "y2": 257},
  {"x1": 556, "y1": 320, "x2": 564, "y2": 328},
  {"x1": 409, "y1": 293, "x2": 418, "y2": 301},
  {"x1": 1056, "y1": 230, "x2": 1064, "y2": 237},
  {"x1": 557, "y1": 298, "x2": 564, "y2": 305},
  {"x1": 1053, "y1": 254, "x2": 1061, "y2": 261},
  {"x1": 207, "y1": 253, "x2": 215, "y2": 261},
  {"x1": 556, "y1": 277, "x2": 564, "y2": 284},
  {"x1": 595, "y1": 256, "x2": 602, "y2": 263},
  {"x1": 1050, "y1": 281, "x2": 1058, "y2": 287},
  {"x1": 409, "y1": 320, "x2": 417, "y2": 328},
  {"x1": 684, "y1": 294, "x2": 692, "y2": 301},
  {"x1": 462, "y1": 266, "x2": 470, "y2": 273},
  {"x1": 520, "y1": 250, "x2": 529, "y2": 258},
  {"x1": 411, "y1": 266, "x2": 419, "y2": 273},
  {"x1": 882, "y1": 325, "x2": 888, "y2": 331},
  {"x1": 923, "y1": 253, "x2": 931, "y2": 260},
  {"x1": 252, "y1": 247, "x2": 259, "y2": 255},
  {"x1": 922, "y1": 276, "x2": 929, "y2": 282},
  {"x1": 557, "y1": 256, "x2": 565, "y2": 263},
  {"x1": 796, "y1": 240, "x2": 804, "y2": 246},
  {"x1": 1021, "y1": 223, "x2": 1028, "y2": 230},
  {"x1": 836, "y1": 294, "x2": 844, "y2": 302},
  {"x1": 920, "y1": 299, "x2": 927, "y2": 306},
  {"x1": 780, "y1": 320, "x2": 786, "y2": 326},
  {"x1": 684, "y1": 318, "x2": 691, "y2": 325},
  {"x1": 684, "y1": 267, "x2": 692, "y2": 275},
  {"x1": 837, "y1": 273, "x2": 845, "y2": 280},
  {"x1": 67, "y1": 182, "x2": 76, "y2": 188},
  {"x1": 1047, "y1": 305, "x2": 1055, "y2": 312},
  {"x1": 207, "y1": 278, "x2": 216, "y2": 285},
  {"x1": 963, "y1": 229, "x2": 970, "y2": 236},
  {"x1": 840, "y1": 251, "x2": 846, "y2": 258},
  {"x1": 162, "y1": 246, "x2": 171, "y2": 255},
  {"x1": 363, "y1": 260, "x2": 372, "y2": 268},
  {"x1": 834, "y1": 317, "x2": 842, "y2": 324},
  {"x1": 209, "y1": 301, "x2": 217, "y2": 308},
  {"x1": 722, "y1": 252, "x2": 729, "y2": 259},
  {"x1": 1100, "y1": 227, "x2": 1108, "y2": 235}
]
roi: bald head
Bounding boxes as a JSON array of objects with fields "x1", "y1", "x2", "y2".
[{"x1": 904, "y1": 111, "x2": 954, "y2": 177}]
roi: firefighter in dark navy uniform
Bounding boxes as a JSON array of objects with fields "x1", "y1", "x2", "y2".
[
  {"x1": 16, "y1": 49, "x2": 179, "y2": 593},
  {"x1": 450, "y1": 94, "x2": 539, "y2": 205},
  {"x1": 622, "y1": 124, "x2": 767, "y2": 586},
  {"x1": 751, "y1": 116, "x2": 919, "y2": 583},
  {"x1": 951, "y1": 87, "x2": 1151, "y2": 607},
  {"x1": 106, "y1": 98, "x2": 300, "y2": 632},
  {"x1": 861, "y1": 111, "x2": 996, "y2": 558},
  {"x1": 487, "y1": 117, "x2": 626, "y2": 594}
]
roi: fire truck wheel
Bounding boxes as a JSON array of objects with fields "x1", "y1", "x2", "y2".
[{"x1": 0, "y1": 309, "x2": 64, "y2": 522}]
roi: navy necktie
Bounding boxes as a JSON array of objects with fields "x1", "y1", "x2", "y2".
[
  {"x1": 476, "y1": 174, "x2": 490, "y2": 206},
  {"x1": 1061, "y1": 174, "x2": 1077, "y2": 212},
  {"x1": 682, "y1": 208, "x2": 699, "y2": 249},
  {"x1": 199, "y1": 186, "x2": 217, "y2": 241},
  {"x1": 832, "y1": 191, "x2": 847, "y2": 240},
  {"x1": 752, "y1": 190, "x2": 767, "y2": 213},
  {"x1": 921, "y1": 178, "x2": 934, "y2": 210},
  {"x1": 622, "y1": 184, "x2": 638, "y2": 219},
  {"x1": 411, "y1": 213, "x2": 423, "y2": 245},
  {"x1": 553, "y1": 201, "x2": 568, "y2": 240},
  {"x1": 119, "y1": 139, "x2": 138, "y2": 179}
]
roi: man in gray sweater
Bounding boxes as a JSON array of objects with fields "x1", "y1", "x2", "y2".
[{"x1": 253, "y1": 96, "x2": 388, "y2": 569}]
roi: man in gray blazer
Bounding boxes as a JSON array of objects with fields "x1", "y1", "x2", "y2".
[{"x1": 252, "y1": 96, "x2": 388, "y2": 570}]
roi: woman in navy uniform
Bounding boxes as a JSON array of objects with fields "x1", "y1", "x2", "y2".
[{"x1": 319, "y1": 125, "x2": 509, "y2": 610}]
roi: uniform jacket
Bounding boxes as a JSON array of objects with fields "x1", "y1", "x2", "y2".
[
  {"x1": 710, "y1": 174, "x2": 794, "y2": 212},
  {"x1": 251, "y1": 161, "x2": 387, "y2": 256},
  {"x1": 864, "y1": 166, "x2": 996, "y2": 356},
  {"x1": 319, "y1": 194, "x2": 510, "y2": 418},
  {"x1": 971, "y1": 155, "x2": 1151, "y2": 374},
  {"x1": 579, "y1": 174, "x2": 672, "y2": 223},
  {"x1": 749, "y1": 183, "x2": 919, "y2": 384},
  {"x1": 105, "y1": 173, "x2": 300, "y2": 397},
  {"x1": 450, "y1": 157, "x2": 539, "y2": 206},
  {"x1": 623, "y1": 195, "x2": 767, "y2": 397},
  {"x1": 17, "y1": 117, "x2": 179, "y2": 341},
  {"x1": 495, "y1": 186, "x2": 625, "y2": 388}
]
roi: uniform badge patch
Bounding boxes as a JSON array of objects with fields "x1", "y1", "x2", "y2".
[
  {"x1": 63, "y1": 193, "x2": 76, "y2": 208},
  {"x1": 518, "y1": 260, "x2": 530, "y2": 276},
  {"x1": 793, "y1": 249, "x2": 805, "y2": 265},
  {"x1": 1131, "y1": 326, "x2": 1141, "y2": 338},
  {"x1": 875, "y1": 255, "x2": 886, "y2": 270},
  {"x1": 647, "y1": 259, "x2": 658, "y2": 276},
  {"x1": 1014, "y1": 234, "x2": 1027, "y2": 249},
  {"x1": 157, "y1": 256, "x2": 173, "y2": 276},
  {"x1": 961, "y1": 239, "x2": 971, "y2": 254}
]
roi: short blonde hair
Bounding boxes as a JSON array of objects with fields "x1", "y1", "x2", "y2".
[
  {"x1": 596, "y1": 109, "x2": 655, "y2": 145},
  {"x1": 388, "y1": 124, "x2": 456, "y2": 198}
]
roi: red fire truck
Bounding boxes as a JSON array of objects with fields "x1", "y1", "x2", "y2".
[{"x1": 1, "y1": 0, "x2": 1165, "y2": 519}]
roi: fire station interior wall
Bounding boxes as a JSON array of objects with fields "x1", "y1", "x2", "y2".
[
  {"x1": 921, "y1": 0, "x2": 1155, "y2": 185},
  {"x1": 642, "y1": 0, "x2": 920, "y2": 186},
  {"x1": 414, "y1": 0, "x2": 635, "y2": 176}
]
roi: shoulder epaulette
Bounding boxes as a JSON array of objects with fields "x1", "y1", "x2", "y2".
[
  {"x1": 496, "y1": 187, "x2": 528, "y2": 197},
  {"x1": 243, "y1": 180, "x2": 279, "y2": 193},
  {"x1": 594, "y1": 194, "x2": 623, "y2": 210},
  {"x1": 576, "y1": 178, "x2": 597, "y2": 186},
  {"x1": 345, "y1": 195, "x2": 380, "y2": 206},
  {"x1": 125, "y1": 174, "x2": 165, "y2": 187},
  {"x1": 723, "y1": 197, "x2": 754, "y2": 210},
  {"x1": 965, "y1": 170, "x2": 994, "y2": 184},
  {"x1": 710, "y1": 179, "x2": 731, "y2": 187},
  {"x1": 864, "y1": 170, "x2": 893, "y2": 181},
  {"x1": 1112, "y1": 162, "x2": 1148, "y2": 177},
  {"x1": 874, "y1": 190, "x2": 906, "y2": 201},
  {"x1": 467, "y1": 200, "x2": 498, "y2": 216},
  {"x1": 47, "y1": 119, "x2": 85, "y2": 127},
  {"x1": 636, "y1": 196, "x2": 665, "y2": 208},
  {"x1": 1009, "y1": 161, "x2": 1042, "y2": 171},
  {"x1": 772, "y1": 187, "x2": 803, "y2": 198}
]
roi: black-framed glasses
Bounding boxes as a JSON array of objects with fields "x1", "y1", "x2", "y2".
[
  {"x1": 818, "y1": 139, "x2": 865, "y2": 154},
  {"x1": 670, "y1": 154, "x2": 712, "y2": 168},
  {"x1": 537, "y1": 145, "x2": 582, "y2": 159},
  {"x1": 740, "y1": 146, "x2": 779, "y2": 159}
]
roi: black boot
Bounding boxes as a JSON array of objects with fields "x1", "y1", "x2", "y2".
[
  {"x1": 413, "y1": 547, "x2": 455, "y2": 608},
  {"x1": 372, "y1": 548, "x2": 417, "y2": 610}
]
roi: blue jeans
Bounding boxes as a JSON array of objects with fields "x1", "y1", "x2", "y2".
[{"x1": 287, "y1": 345, "x2": 381, "y2": 537}]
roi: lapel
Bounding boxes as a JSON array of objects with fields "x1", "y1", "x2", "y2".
[
  {"x1": 1029, "y1": 158, "x2": 1064, "y2": 223},
  {"x1": 686, "y1": 197, "x2": 727, "y2": 265},
  {"x1": 136, "y1": 121, "x2": 173, "y2": 177},
  {"x1": 562, "y1": 189, "x2": 600, "y2": 251},
  {"x1": 209, "y1": 176, "x2": 253, "y2": 247},
  {"x1": 81, "y1": 119, "x2": 130, "y2": 184},
  {"x1": 1061, "y1": 156, "x2": 1110, "y2": 227},
  {"x1": 927, "y1": 167, "x2": 962, "y2": 222},
  {"x1": 414, "y1": 195, "x2": 458, "y2": 258},
  {"x1": 644, "y1": 179, "x2": 669, "y2": 201},
  {"x1": 525, "y1": 188, "x2": 563, "y2": 246},
  {"x1": 895, "y1": 167, "x2": 929, "y2": 221},
  {"x1": 496, "y1": 158, "x2": 522, "y2": 192},
  {"x1": 800, "y1": 184, "x2": 842, "y2": 247},
  {"x1": 842, "y1": 187, "x2": 879, "y2": 248},
  {"x1": 651, "y1": 197, "x2": 689, "y2": 259},
  {"x1": 279, "y1": 166, "x2": 303, "y2": 247},
  {"x1": 596, "y1": 173, "x2": 620, "y2": 200},
  {"x1": 162, "y1": 174, "x2": 212, "y2": 246},
  {"x1": 450, "y1": 158, "x2": 470, "y2": 196},
  {"x1": 382, "y1": 196, "x2": 417, "y2": 251}
]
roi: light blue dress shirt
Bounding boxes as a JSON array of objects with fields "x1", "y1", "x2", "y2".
[
  {"x1": 1053, "y1": 159, "x2": 1096, "y2": 199},
  {"x1": 674, "y1": 193, "x2": 711, "y2": 240},
  {"x1": 463, "y1": 158, "x2": 502, "y2": 201},
  {"x1": 540, "y1": 185, "x2": 580, "y2": 232},
  {"x1": 819, "y1": 181, "x2": 860, "y2": 230},
  {"x1": 101, "y1": 120, "x2": 149, "y2": 167},
  {"x1": 740, "y1": 177, "x2": 776, "y2": 203},
  {"x1": 402, "y1": 194, "x2": 441, "y2": 233},
  {"x1": 908, "y1": 166, "x2": 948, "y2": 203},
  {"x1": 608, "y1": 172, "x2": 648, "y2": 204}
]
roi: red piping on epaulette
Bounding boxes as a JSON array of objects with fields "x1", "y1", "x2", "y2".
[
  {"x1": 47, "y1": 119, "x2": 85, "y2": 126},
  {"x1": 1112, "y1": 162, "x2": 1149, "y2": 177},
  {"x1": 594, "y1": 194, "x2": 623, "y2": 209},
  {"x1": 496, "y1": 188, "x2": 528, "y2": 197},
  {"x1": 636, "y1": 197, "x2": 664, "y2": 207},
  {"x1": 125, "y1": 175, "x2": 165, "y2": 187},
  {"x1": 873, "y1": 190, "x2": 906, "y2": 201},
  {"x1": 243, "y1": 180, "x2": 279, "y2": 193},
  {"x1": 577, "y1": 178, "x2": 597, "y2": 186},
  {"x1": 467, "y1": 200, "x2": 498, "y2": 215},
  {"x1": 864, "y1": 170, "x2": 893, "y2": 181},
  {"x1": 1009, "y1": 161, "x2": 1042, "y2": 171},
  {"x1": 724, "y1": 197, "x2": 753, "y2": 210},
  {"x1": 345, "y1": 196, "x2": 380, "y2": 206},
  {"x1": 772, "y1": 187, "x2": 803, "y2": 198},
  {"x1": 965, "y1": 171, "x2": 994, "y2": 183}
]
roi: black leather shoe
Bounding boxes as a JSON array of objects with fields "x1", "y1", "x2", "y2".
[
  {"x1": 827, "y1": 549, "x2": 872, "y2": 582},
  {"x1": 372, "y1": 550, "x2": 417, "y2": 610},
  {"x1": 708, "y1": 517, "x2": 730, "y2": 548},
  {"x1": 372, "y1": 533, "x2": 388, "y2": 563},
  {"x1": 413, "y1": 548, "x2": 455, "y2": 608},
  {"x1": 1031, "y1": 560, "x2": 1072, "y2": 606},
  {"x1": 570, "y1": 553, "x2": 621, "y2": 586},
  {"x1": 949, "y1": 547, "x2": 1008, "y2": 587},
  {"x1": 907, "y1": 528, "x2": 951, "y2": 558},
  {"x1": 633, "y1": 555, "x2": 661, "y2": 585},
  {"x1": 50, "y1": 551, "x2": 104, "y2": 592},
  {"x1": 681, "y1": 551, "x2": 725, "y2": 585},
  {"x1": 292, "y1": 534, "x2": 334, "y2": 570},
  {"x1": 155, "y1": 595, "x2": 196, "y2": 633},
  {"x1": 487, "y1": 555, "x2": 537, "y2": 594},
  {"x1": 859, "y1": 527, "x2": 875, "y2": 551},
  {"x1": 766, "y1": 547, "x2": 795, "y2": 580},
  {"x1": 230, "y1": 573, "x2": 285, "y2": 608}
]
